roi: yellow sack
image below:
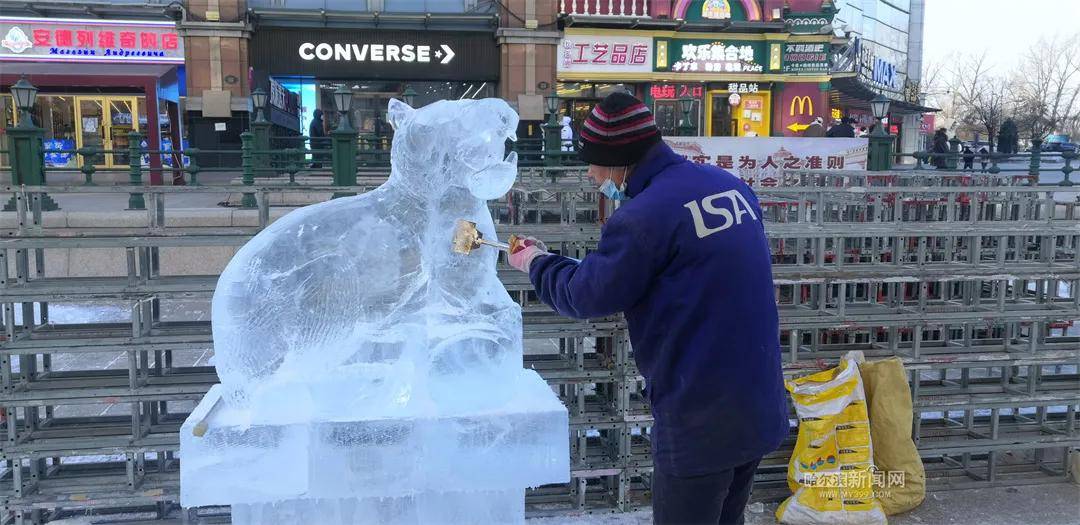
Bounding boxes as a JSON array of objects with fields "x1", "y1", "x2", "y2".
[
  {"x1": 776, "y1": 352, "x2": 887, "y2": 525},
  {"x1": 858, "y1": 358, "x2": 926, "y2": 515}
]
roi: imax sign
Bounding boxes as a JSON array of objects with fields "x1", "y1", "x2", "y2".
[
  {"x1": 299, "y1": 42, "x2": 455, "y2": 64},
  {"x1": 871, "y1": 57, "x2": 898, "y2": 89}
]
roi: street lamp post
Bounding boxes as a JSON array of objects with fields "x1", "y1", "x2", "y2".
[
  {"x1": 678, "y1": 97, "x2": 695, "y2": 137},
  {"x1": 867, "y1": 93, "x2": 894, "y2": 171},
  {"x1": 249, "y1": 87, "x2": 271, "y2": 182},
  {"x1": 401, "y1": 85, "x2": 417, "y2": 107},
  {"x1": 4, "y1": 77, "x2": 58, "y2": 211},
  {"x1": 543, "y1": 92, "x2": 562, "y2": 166},
  {"x1": 330, "y1": 86, "x2": 357, "y2": 196}
]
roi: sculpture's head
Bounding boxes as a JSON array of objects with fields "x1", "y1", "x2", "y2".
[{"x1": 387, "y1": 98, "x2": 519, "y2": 200}]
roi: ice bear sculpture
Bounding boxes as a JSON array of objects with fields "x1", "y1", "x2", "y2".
[{"x1": 180, "y1": 98, "x2": 569, "y2": 524}]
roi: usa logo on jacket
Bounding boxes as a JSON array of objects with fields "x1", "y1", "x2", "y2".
[{"x1": 684, "y1": 189, "x2": 759, "y2": 238}]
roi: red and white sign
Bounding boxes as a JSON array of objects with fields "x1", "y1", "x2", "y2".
[
  {"x1": 558, "y1": 35, "x2": 652, "y2": 74},
  {"x1": 664, "y1": 136, "x2": 869, "y2": 187},
  {"x1": 0, "y1": 16, "x2": 183, "y2": 64}
]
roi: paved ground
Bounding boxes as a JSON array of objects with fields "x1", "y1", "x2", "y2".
[
  {"x1": 45, "y1": 483, "x2": 1080, "y2": 524},
  {"x1": 528, "y1": 483, "x2": 1080, "y2": 525}
]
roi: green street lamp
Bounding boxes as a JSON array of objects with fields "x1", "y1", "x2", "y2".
[
  {"x1": 867, "y1": 93, "x2": 895, "y2": 171},
  {"x1": 250, "y1": 87, "x2": 268, "y2": 124},
  {"x1": 870, "y1": 93, "x2": 891, "y2": 136},
  {"x1": 333, "y1": 86, "x2": 354, "y2": 132},
  {"x1": 678, "y1": 97, "x2": 695, "y2": 136},
  {"x1": 402, "y1": 85, "x2": 417, "y2": 107},
  {"x1": 4, "y1": 77, "x2": 58, "y2": 211},
  {"x1": 543, "y1": 92, "x2": 562, "y2": 166},
  {"x1": 10, "y1": 76, "x2": 38, "y2": 129}
]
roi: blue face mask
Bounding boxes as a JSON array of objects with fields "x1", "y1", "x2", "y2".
[{"x1": 599, "y1": 178, "x2": 627, "y2": 201}]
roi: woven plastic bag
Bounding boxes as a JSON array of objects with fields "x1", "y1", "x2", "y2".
[
  {"x1": 776, "y1": 352, "x2": 887, "y2": 525},
  {"x1": 859, "y1": 357, "x2": 925, "y2": 514}
]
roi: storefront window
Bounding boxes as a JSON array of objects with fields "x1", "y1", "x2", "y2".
[
  {"x1": 654, "y1": 100, "x2": 702, "y2": 136},
  {"x1": 31, "y1": 96, "x2": 78, "y2": 168},
  {"x1": 555, "y1": 83, "x2": 638, "y2": 138},
  {"x1": 308, "y1": 80, "x2": 495, "y2": 137}
]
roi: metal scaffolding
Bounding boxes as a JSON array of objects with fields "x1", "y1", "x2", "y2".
[{"x1": 0, "y1": 168, "x2": 1077, "y2": 523}]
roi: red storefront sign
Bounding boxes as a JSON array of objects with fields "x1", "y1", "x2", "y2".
[
  {"x1": 650, "y1": 84, "x2": 704, "y2": 100},
  {"x1": 0, "y1": 16, "x2": 184, "y2": 63},
  {"x1": 920, "y1": 113, "x2": 935, "y2": 134}
]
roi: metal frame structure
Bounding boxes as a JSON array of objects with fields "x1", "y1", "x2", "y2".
[{"x1": 0, "y1": 167, "x2": 1077, "y2": 523}]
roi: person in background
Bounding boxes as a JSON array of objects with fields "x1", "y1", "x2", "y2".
[
  {"x1": 804, "y1": 116, "x2": 826, "y2": 137},
  {"x1": 309, "y1": 109, "x2": 329, "y2": 169},
  {"x1": 979, "y1": 146, "x2": 990, "y2": 172},
  {"x1": 560, "y1": 116, "x2": 574, "y2": 152},
  {"x1": 856, "y1": 126, "x2": 869, "y2": 138},
  {"x1": 508, "y1": 92, "x2": 788, "y2": 525},
  {"x1": 932, "y1": 128, "x2": 950, "y2": 169},
  {"x1": 826, "y1": 117, "x2": 856, "y2": 138},
  {"x1": 962, "y1": 145, "x2": 975, "y2": 172}
]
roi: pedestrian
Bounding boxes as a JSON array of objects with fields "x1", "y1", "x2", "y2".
[
  {"x1": 804, "y1": 116, "x2": 826, "y2": 137},
  {"x1": 857, "y1": 126, "x2": 868, "y2": 138},
  {"x1": 826, "y1": 117, "x2": 856, "y2": 138},
  {"x1": 962, "y1": 146, "x2": 974, "y2": 171},
  {"x1": 560, "y1": 116, "x2": 574, "y2": 152},
  {"x1": 309, "y1": 109, "x2": 329, "y2": 169},
  {"x1": 507, "y1": 92, "x2": 788, "y2": 525},
  {"x1": 932, "y1": 128, "x2": 949, "y2": 169},
  {"x1": 979, "y1": 146, "x2": 989, "y2": 172}
]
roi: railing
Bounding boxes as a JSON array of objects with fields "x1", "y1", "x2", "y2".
[
  {"x1": 0, "y1": 171, "x2": 1076, "y2": 523},
  {"x1": 560, "y1": 0, "x2": 650, "y2": 17}
]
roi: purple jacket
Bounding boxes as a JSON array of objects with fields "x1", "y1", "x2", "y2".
[{"x1": 529, "y1": 142, "x2": 789, "y2": 476}]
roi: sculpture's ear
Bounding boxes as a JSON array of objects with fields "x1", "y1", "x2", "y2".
[{"x1": 387, "y1": 98, "x2": 415, "y2": 131}]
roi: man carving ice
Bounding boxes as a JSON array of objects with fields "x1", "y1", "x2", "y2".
[{"x1": 508, "y1": 92, "x2": 789, "y2": 525}]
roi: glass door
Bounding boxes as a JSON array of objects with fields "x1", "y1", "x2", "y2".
[
  {"x1": 708, "y1": 94, "x2": 734, "y2": 137},
  {"x1": 107, "y1": 98, "x2": 138, "y2": 166},
  {"x1": 75, "y1": 96, "x2": 140, "y2": 167},
  {"x1": 76, "y1": 97, "x2": 107, "y2": 167}
]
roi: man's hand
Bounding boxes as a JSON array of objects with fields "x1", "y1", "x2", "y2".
[{"x1": 508, "y1": 236, "x2": 550, "y2": 273}]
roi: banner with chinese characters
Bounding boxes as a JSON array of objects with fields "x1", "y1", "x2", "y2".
[
  {"x1": 558, "y1": 34, "x2": 652, "y2": 75},
  {"x1": 781, "y1": 43, "x2": 829, "y2": 74},
  {"x1": 655, "y1": 38, "x2": 766, "y2": 74},
  {"x1": 0, "y1": 16, "x2": 183, "y2": 63},
  {"x1": 663, "y1": 136, "x2": 868, "y2": 186}
]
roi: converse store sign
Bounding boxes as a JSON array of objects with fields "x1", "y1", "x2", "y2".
[
  {"x1": 299, "y1": 43, "x2": 456, "y2": 65},
  {"x1": 252, "y1": 28, "x2": 497, "y2": 81}
]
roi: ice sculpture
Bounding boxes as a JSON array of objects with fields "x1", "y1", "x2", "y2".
[{"x1": 180, "y1": 98, "x2": 569, "y2": 524}]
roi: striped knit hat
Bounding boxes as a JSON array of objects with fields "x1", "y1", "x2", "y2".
[{"x1": 579, "y1": 92, "x2": 661, "y2": 167}]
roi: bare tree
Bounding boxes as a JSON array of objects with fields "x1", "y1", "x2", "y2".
[
  {"x1": 946, "y1": 52, "x2": 1011, "y2": 151},
  {"x1": 1010, "y1": 35, "x2": 1080, "y2": 142}
]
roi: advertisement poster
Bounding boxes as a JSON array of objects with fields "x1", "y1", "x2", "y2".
[
  {"x1": 664, "y1": 136, "x2": 868, "y2": 187},
  {"x1": 43, "y1": 138, "x2": 75, "y2": 167}
]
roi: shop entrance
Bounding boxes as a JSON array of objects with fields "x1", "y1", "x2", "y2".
[
  {"x1": 74, "y1": 96, "x2": 140, "y2": 168},
  {"x1": 709, "y1": 94, "x2": 735, "y2": 136},
  {"x1": 705, "y1": 89, "x2": 772, "y2": 137}
]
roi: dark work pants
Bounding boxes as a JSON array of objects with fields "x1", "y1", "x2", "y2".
[{"x1": 652, "y1": 459, "x2": 760, "y2": 525}]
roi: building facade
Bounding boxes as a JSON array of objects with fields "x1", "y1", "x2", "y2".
[
  {"x1": 0, "y1": 5, "x2": 186, "y2": 181},
  {"x1": 831, "y1": 0, "x2": 929, "y2": 161},
  {"x1": 554, "y1": 0, "x2": 838, "y2": 140}
]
